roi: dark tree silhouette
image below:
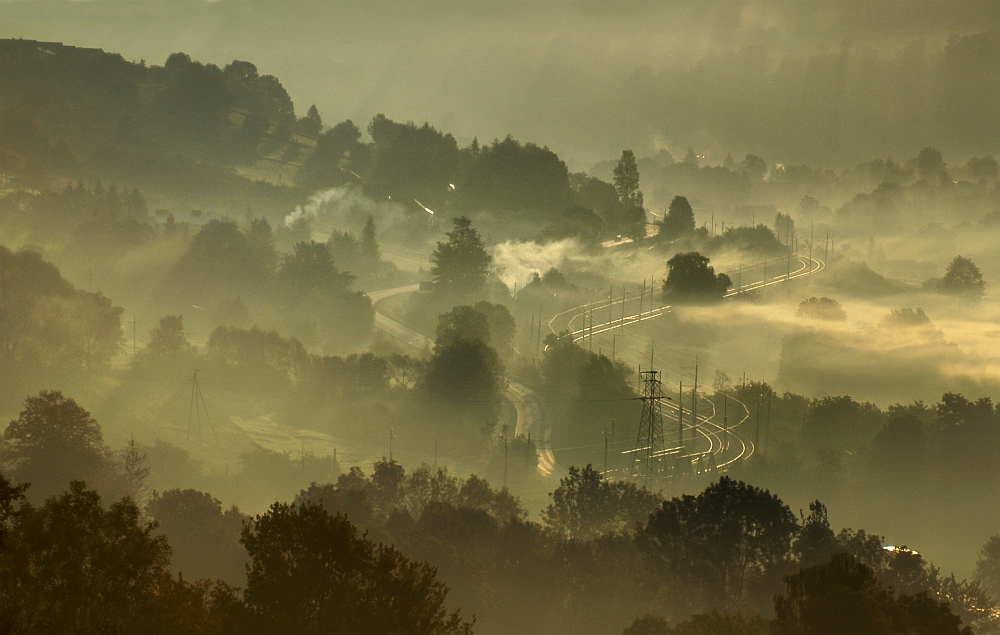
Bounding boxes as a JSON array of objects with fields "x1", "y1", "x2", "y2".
[
  {"x1": 796, "y1": 298, "x2": 847, "y2": 321},
  {"x1": 460, "y1": 135, "x2": 573, "y2": 214},
  {"x1": 974, "y1": 535, "x2": 1000, "y2": 600},
  {"x1": 543, "y1": 464, "x2": 661, "y2": 540},
  {"x1": 938, "y1": 256, "x2": 985, "y2": 299},
  {"x1": 0, "y1": 246, "x2": 124, "y2": 373},
  {"x1": 435, "y1": 302, "x2": 515, "y2": 354},
  {"x1": 361, "y1": 215, "x2": 381, "y2": 270},
  {"x1": 774, "y1": 553, "x2": 970, "y2": 635},
  {"x1": 1, "y1": 392, "x2": 111, "y2": 500},
  {"x1": 0, "y1": 472, "x2": 26, "y2": 551},
  {"x1": 297, "y1": 104, "x2": 324, "y2": 137},
  {"x1": 741, "y1": 154, "x2": 768, "y2": 181},
  {"x1": 659, "y1": 196, "x2": 696, "y2": 239},
  {"x1": 421, "y1": 338, "x2": 506, "y2": 433},
  {"x1": 662, "y1": 252, "x2": 732, "y2": 303},
  {"x1": 430, "y1": 217, "x2": 492, "y2": 298},
  {"x1": 367, "y1": 114, "x2": 459, "y2": 207},
  {"x1": 146, "y1": 315, "x2": 194, "y2": 357},
  {"x1": 241, "y1": 501, "x2": 473, "y2": 635},
  {"x1": 435, "y1": 305, "x2": 492, "y2": 351},
  {"x1": 644, "y1": 477, "x2": 798, "y2": 609},
  {"x1": 918, "y1": 147, "x2": 947, "y2": 182},
  {"x1": 794, "y1": 501, "x2": 841, "y2": 568},
  {"x1": 279, "y1": 241, "x2": 354, "y2": 293},
  {"x1": 623, "y1": 610, "x2": 769, "y2": 635},
  {"x1": 0, "y1": 482, "x2": 173, "y2": 634},
  {"x1": 613, "y1": 150, "x2": 644, "y2": 209},
  {"x1": 296, "y1": 119, "x2": 367, "y2": 189},
  {"x1": 147, "y1": 488, "x2": 249, "y2": 584}
]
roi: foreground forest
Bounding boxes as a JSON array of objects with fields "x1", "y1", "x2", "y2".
[{"x1": 2, "y1": 395, "x2": 998, "y2": 635}]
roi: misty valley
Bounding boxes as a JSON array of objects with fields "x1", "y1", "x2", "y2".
[{"x1": 2, "y1": 5, "x2": 1000, "y2": 634}]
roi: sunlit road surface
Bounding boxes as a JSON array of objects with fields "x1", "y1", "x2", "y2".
[
  {"x1": 365, "y1": 285, "x2": 554, "y2": 476},
  {"x1": 600, "y1": 223, "x2": 660, "y2": 248}
]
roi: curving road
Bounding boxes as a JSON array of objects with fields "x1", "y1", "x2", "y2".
[{"x1": 364, "y1": 284, "x2": 555, "y2": 476}]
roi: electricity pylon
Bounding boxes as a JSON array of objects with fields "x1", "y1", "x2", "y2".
[
  {"x1": 632, "y1": 369, "x2": 667, "y2": 484},
  {"x1": 187, "y1": 369, "x2": 218, "y2": 443}
]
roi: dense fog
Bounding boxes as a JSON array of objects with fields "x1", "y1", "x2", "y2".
[{"x1": 2, "y1": 3, "x2": 1000, "y2": 634}]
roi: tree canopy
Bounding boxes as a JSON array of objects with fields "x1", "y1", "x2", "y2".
[
  {"x1": 937, "y1": 256, "x2": 986, "y2": 299},
  {"x1": 543, "y1": 464, "x2": 661, "y2": 540},
  {"x1": 659, "y1": 196, "x2": 695, "y2": 240},
  {"x1": 1, "y1": 392, "x2": 112, "y2": 501},
  {"x1": 662, "y1": 252, "x2": 732, "y2": 303},
  {"x1": 240, "y1": 500, "x2": 473, "y2": 635},
  {"x1": 430, "y1": 217, "x2": 492, "y2": 299}
]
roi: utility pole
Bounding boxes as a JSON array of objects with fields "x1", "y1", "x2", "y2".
[
  {"x1": 691, "y1": 358, "x2": 699, "y2": 430},
  {"x1": 638, "y1": 279, "x2": 645, "y2": 323},
  {"x1": 604, "y1": 425, "x2": 609, "y2": 475},
  {"x1": 754, "y1": 395, "x2": 761, "y2": 453},
  {"x1": 187, "y1": 369, "x2": 218, "y2": 443},
  {"x1": 610, "y1": 419, "x2": 616, "y2": 476},
  {"x1": 621, "y1": 288, "x2": 626, "y2": 334},
  {"x1": 766, "y1": 393, "x2": 772, "y2": 458},
  {"x1": 612, "y1": 334, "x2": 616, "y2": 361},
  {"x1": 810, "y1": 223, "x2": 814, "y2": 265},
  {"x1": 786, "y1": 225, "x2": 791, "y2": 280},
  {"x1": 609, "y1": 285, "x2": 613, "y2": 328},
  {"x1": 129, "y1": 315, "x2": 140, "y2": 355},
  {"x1": 389, "y1": 428, "x2": 394, "y2": 461},
  {"x1": 589, "y1": 308, "x2": 593, "y2": 352},
  {"x1": 536, "y1": 306, "x2": 543, "y2": 357},
  {"x1": 678, "y1": 381, "x2": 684, "y2": 448},
  {"x1": 503, "y1": 424, "x2": 509, "y2": 487},
  {"x1": 528, "y1": 314, "x2": 534, "y2": 357},
  {"x1": 433, "y1": 440, "x2": 438, "y2": 472},
  {"x1": 723, "y1": 395, "x2": 728, "y2": 470}
]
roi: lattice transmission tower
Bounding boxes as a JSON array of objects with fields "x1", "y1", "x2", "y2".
[
  {"x1": 187, "y1": 369, "x2": 218, "y2": 443},
  {"x1": 632, "y1": 370, "x2": 667, "y2": 483}
]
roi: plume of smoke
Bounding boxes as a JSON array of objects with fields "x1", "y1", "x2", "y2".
[
  {"x1": 284, "y1": 186, "x2": 349, "y2": 227},
  {"x1": 491, "y1": 238, "x2": 587, "y2": 290},
  {"x1": 284, "y1": 184, "x2": 410, "y2": 240}
]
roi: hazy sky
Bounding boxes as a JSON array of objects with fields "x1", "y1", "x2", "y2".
[{"x1": 2, "y1": 0, "x2": 998, "y2": 168}]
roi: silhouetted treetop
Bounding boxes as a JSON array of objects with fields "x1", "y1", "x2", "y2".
[
  {"x1": 241, "y1": 501, "x2": 474, "y2": 635},
  {"x1": 662, "y1": 251, "x2": 732, "y2": 303},
  {"x1": 431, "y1": 216, "x2": 492, "y2": 298}
]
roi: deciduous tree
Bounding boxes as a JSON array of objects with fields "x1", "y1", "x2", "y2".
[
  {"x1": 662, "y1": 252, "x2": 731, "y2": 303},
  {"x1": 1, "y1": 391, "x2": 111, "y2": 500},
  {"x1": 241, "y1": 501, "x2": 473, "y2": 635},
  {"x1": 543, "y1": 464, "x2": 661, "y2": 540}
]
